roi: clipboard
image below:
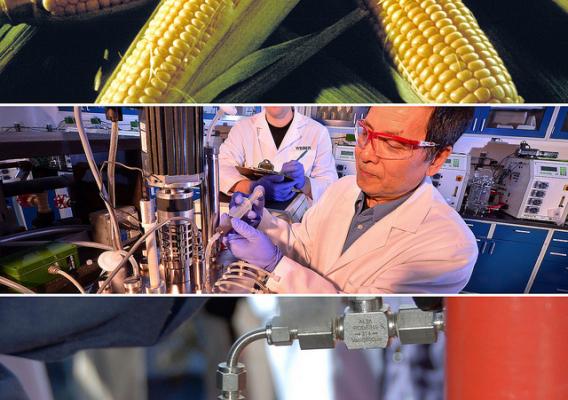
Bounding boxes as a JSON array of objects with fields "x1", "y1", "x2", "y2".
[{"x1": 235, "y1": 165, "x2": 294, "y2": 182}]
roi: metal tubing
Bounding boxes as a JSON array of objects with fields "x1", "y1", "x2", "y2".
[
  {"x1": 202, "y1": 145, "x2": 220, "y2": 291},
  {"x1": 226, "y1": 328, "x2": 268, "y2": 369},
  {"x1": 200, "y1": 180, "x2": 209, "y2": 249},
  {"x1": 204, "y1": 146, "x2": 220, "y2": 240},
  {"x1": 0, "y1": 275, "x2": 35, "y2": 294},
  {"x1": 107, "y1": 121, "x2": 119, "y2": 207},
  {"x1": 140, "y1": 199, "x2": 162, "y2": 292},
  {"x1": 445, "y1": 297, "x2": 568, "y2": 400}
]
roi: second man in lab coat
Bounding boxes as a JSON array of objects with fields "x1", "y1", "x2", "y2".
[{"x1": 219, "y1": 106, "x2": 338, "y2": 203}]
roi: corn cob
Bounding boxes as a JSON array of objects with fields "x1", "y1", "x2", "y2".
[
  {"x1": 365, "y1": 0, "x2": 523, "y2": 103},
  {"x1": 41, "y1": 0, "x2": 135, "y2": 16},
  {"x1": 97, "y1": 0, "x2": 299, "y2": 103}
]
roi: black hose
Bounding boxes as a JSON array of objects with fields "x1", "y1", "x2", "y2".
[
  {"x1": 3, "y1": 176, "x2": 74, "y2": 197},
  {"x1": 0, "y1": 225, "x2": 91, "y2": 244}
]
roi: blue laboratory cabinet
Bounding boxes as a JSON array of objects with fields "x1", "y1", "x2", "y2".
[
  {"x1": 550, "y1": 107, "x2": 568, "y2": 140},
  {"x1": 463, "y1": 220, "x2": 548, "y2": 293},
  {"x1": 466, "y1": 106, "x2": 554, "y2": 138},
  {"x1": 530, "y1": 230, "x2": 568, "y2": 293}
]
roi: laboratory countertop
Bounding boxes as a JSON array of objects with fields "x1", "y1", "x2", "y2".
[{"x1": 460, "y1": 211, "x2": 568, "y2": 232}]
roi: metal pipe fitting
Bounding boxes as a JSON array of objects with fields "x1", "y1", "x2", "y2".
[
  {"x1": 395, "y1": 305, "x2": 445, "y2": 345},
  {"x1": 216, "y1": 363, "x2": 246, "y2": 400},
  {"x1": 218, "y1": 298, "x2": 446, "y2": 399},
  {"x1": 217, "y1": 328, "x2": 268, "y2": 400},
  {"x1": 123, "y1": 276, "x2": 142, "y2": 294},
  {"x1": 341, "y1": 297, "x2": 392, "y2": 350},
  {"x1": 347, "y1": 297, "x2": 383, "y2": 313},
  {"x1": 266, "y1": 318, "x2": 297, "y2": 347}
]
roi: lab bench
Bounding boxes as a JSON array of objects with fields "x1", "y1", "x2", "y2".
[{"x1": 461, "y1": 212, "x2": 568, "y2": 294}]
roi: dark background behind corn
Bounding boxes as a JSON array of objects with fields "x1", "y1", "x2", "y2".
[{"x1": 0, "y1": 0, "x2": 567, "y2": 103}]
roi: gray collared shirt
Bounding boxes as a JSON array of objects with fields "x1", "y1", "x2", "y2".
[{"x1": 341, "y1": 190, "x2": 414, "y2": 255}]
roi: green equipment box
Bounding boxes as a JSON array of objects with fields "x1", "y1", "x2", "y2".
[{"x1": 0, "y1": 243, "x2": 79, "y2": 288}]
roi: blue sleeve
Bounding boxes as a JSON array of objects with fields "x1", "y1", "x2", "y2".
[{"x1": 0, "y1": 298, "x2": 204, "y2": 362}]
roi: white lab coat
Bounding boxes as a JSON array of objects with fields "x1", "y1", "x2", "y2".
[
  {"x1": 219, "y1": 110, "x2": 338, "y2": 202},
  {"x1": 259, "y1": 176, "x2": 478, "y2": 294}
]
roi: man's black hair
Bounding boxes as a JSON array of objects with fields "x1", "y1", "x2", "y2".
[{"x1": 425, "y1": 107, "x2": 475, "y2": 160}]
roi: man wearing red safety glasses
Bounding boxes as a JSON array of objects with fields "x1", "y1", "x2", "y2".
[{"x1": 222, "y1": 106, "x2": 479, "y2": 294}]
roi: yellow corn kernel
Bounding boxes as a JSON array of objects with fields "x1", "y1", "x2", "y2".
[{"x1": 365, "y1": 0, "x2": 523, "y2": 103}]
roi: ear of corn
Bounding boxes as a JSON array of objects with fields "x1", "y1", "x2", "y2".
[
  {"x1": 41, "y1": 0, "x2": 135, "y2": 16},
  {"x1": 364, "y1": 0, "x2": 523, "y2": 103},
  {"x1": 97, "y1": 0, "x2": 299, "y2": 103}
]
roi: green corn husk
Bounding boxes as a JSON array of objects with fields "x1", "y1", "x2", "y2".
[
  {"x1": 213, "y1": 8, "x2": 382, "y2": 102},
  {"x1": 0, "y1": 24, "x2": 36, "y2": 74}
]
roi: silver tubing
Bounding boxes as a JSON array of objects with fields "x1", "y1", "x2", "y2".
[
  {"x1": 140, "y1": 199, "x2": 162, "y2": 292},
  {"x1": 226, "y1": 328, "x2": 268, "y2": 369}
]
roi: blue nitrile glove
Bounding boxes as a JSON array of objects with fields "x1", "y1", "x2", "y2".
[
  {"x1": 229, "y1": 191, "x2": 265, "y2": 228},
  {"x1": 222, "y1": 218, "x2": 283, "y2": 272},
  {"x1": 251, "y1": 174, "x2": 295, "y2": 202},
  {"x1": 281, "y1": 160, "x2": 306, "y2": 190}
]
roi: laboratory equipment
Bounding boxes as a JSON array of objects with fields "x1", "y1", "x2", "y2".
[
  {"x1": 89, "y1": 206, "x2": 140, "y2": 247},
  {"x1": 156, "y1": 184, "x2": 197, "y2": 294},
  {"x1": 314, "y1": 106, "x2": 368, "y2": 127},
  {"x1": 516, "y1": 141, "x2": 558, "y2": 159},
  {"x1": 0, "y1": 105, "x2": 304, "y2": 295},
  {"x1": 502, "y1": 157, "x2": 568, "y2": 224},
  {"x1": 464, "y1": 171, "x2": 494, "y2": 216},
  {"x1": 431, "y1": 153, "x2": 471, "y2": 211},
  {"x1": 334, "y1": 144, "x2": 356, "y2": 178},
  {"x1": 216, "y1": 297, "x2": 444, "y2": 400},
  {"x1": 139, "y1": 106, "x2": 204, "y2": 294},
  {"x1": 0, "y1": 242, "x2": 78, "y2": 288}
]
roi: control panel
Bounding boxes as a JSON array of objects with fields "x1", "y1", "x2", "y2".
[
  {"x1": 431, "y1": 153, "x2": 471, "y2": 211},
  {"x1": 334, "y1": 144, "x2": 357, "y2": 178},
  {"x1": 503, "y1": 158, "x2": 568, "y2": 224}
]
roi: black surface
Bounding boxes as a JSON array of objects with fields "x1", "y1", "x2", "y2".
[
  {"x1": 156, "y1": 197, "x2": 193, "y2": 212},
  {"x1": 0, "y1": 4, "x2": 156, "y2": 103},
  {"x1": 2, "y1": 175, "x2": 73, "y2": 196},
  {"x1": 1, "y1": 0, "x2": 567, "y2": 102}
]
